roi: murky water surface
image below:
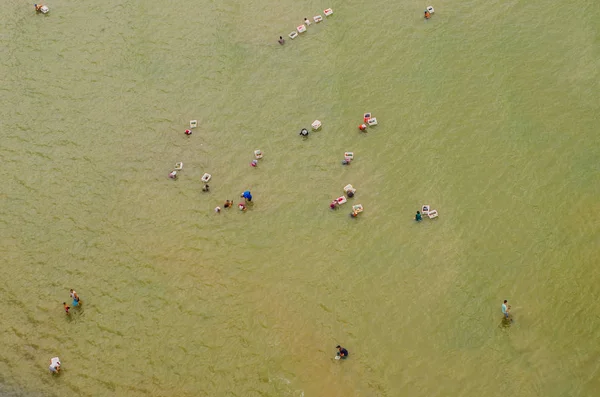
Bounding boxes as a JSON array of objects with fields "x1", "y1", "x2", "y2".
[{"x1": 1, "y1": 0, "x2": 599, "y2": 396}]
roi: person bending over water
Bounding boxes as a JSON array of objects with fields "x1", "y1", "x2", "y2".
[
  {"x1": 278, "y1": 36, "x2": 285, "y2": 45},
  {"x1": 336, "y1": 345, "x2": 348, "y2": 359},
  {"x1": 424, "y1": 11, "x2": 431, "y2": 19},
  {"x1": 241, "y1": 190, "x2": 252, "y2": 202},
  {"x1": 49, "y1": 357, "x2": 61, "y2": 374},
  {"x1": 224, "y1": 200, "x2": 232, "y2": 208}
]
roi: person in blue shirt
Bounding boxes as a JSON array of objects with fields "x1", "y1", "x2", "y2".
[
  {"x1": 241, "y1": 191, "x2": 252, "y2": 202},
  {"x1": 70, "y1": 289, "x2": 80, "y2": 307},
  {"x1": 415, "y1": 211, "x2": 422, "y2": 221},
  {"x1": 501, "y1": 300, "x2": 511, "y2": 318}
]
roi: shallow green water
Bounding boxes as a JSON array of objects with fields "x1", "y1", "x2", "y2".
[{"x1": 1, "y1": 0, "x2": 599, "y2": 396}]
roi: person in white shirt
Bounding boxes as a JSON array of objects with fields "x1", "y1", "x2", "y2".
[{"x1": 49, "y1": 357, "x2": 61, "y2": 374}]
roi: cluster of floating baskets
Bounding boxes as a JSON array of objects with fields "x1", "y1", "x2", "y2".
[
  {"x1": 288, "y1": 8, "x2": 333, "y2": 39},
  {"x1": 331, "y1": 184, "x2": 363, "y2": 217},
  {"x1": 359, "y1": 112, "x2": 378, "y2": 131},
  {"x1": 421, "y1": 205, "x2": 439, "y2": 219},
  {"x1": 170, "y1": 120, "x2": 212, "y2": 182}
]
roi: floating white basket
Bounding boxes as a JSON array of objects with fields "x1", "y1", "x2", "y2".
[
  {"x1": 343, "y1": 184, "x2": 356, "y2": 194},
  {"x1": 352, "y1": 204, "x2": 363, "y2": 213}
]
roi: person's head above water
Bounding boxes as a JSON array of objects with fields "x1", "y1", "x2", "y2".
[
  {"x1": 347, "y1": 191, "x2": 354, "y2": 197},
  {"x1": 241, "y1": 190, "x2": 252, "y2": 200},
  {"x1": 504, "y1": 300, "x2": 507, "y2": 303},
  {"x1": 336, "y1": 345, "x2": 348, "y2": 357}
]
